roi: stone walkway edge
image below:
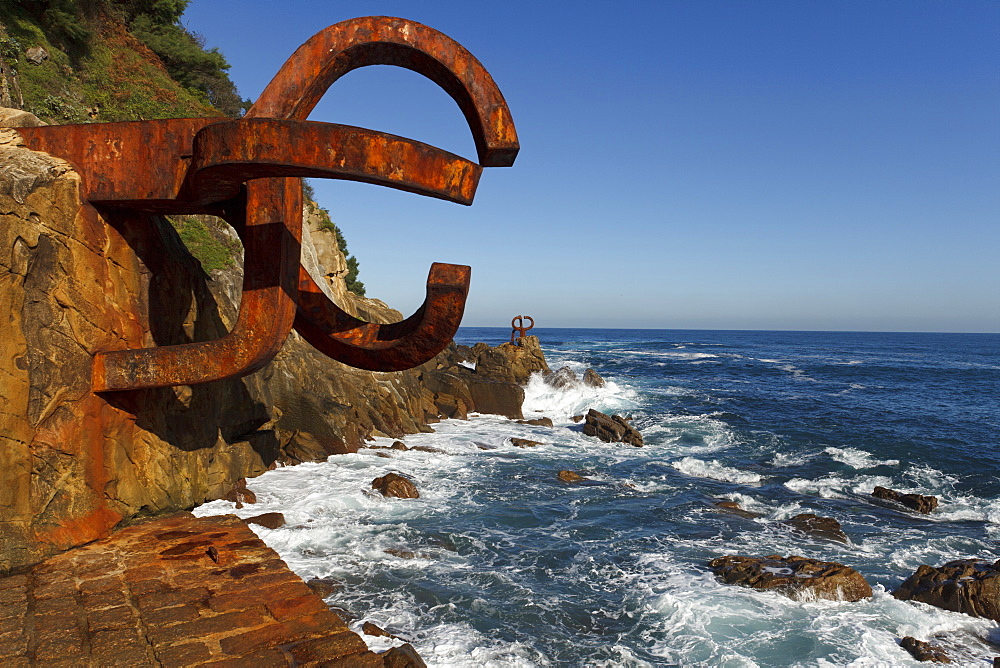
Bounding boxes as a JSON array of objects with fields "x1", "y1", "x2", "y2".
[{"x1": 0, "y1": 512, "x2": 423, "y2": 666}]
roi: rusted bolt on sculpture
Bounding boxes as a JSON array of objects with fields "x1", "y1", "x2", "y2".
[
  {"x1": 15, "y1": 16, "x2": 518, "y2": 392},
  {"x1": 511, "y1": 315, "x2": 534, "y2": 344}
]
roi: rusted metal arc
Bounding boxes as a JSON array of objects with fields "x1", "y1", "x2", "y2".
[
  {"x1": 247, "y1": 16, "x2": 519, "y2": 167},
  {"x1": 94, "y1": 178, "x2": 303, "y2": 391},
  {"x1": 16, "y1": 119, "x2": 216, "y2": 211},
  {"x1": 184, "y1": 119, "x2": 481, "y2": 206},
  {"x1": 294, "y1": 263, "x2": 470, "y2": 371}
]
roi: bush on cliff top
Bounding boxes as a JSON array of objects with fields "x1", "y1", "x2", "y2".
[{"x1": 0, "y1": 0, "x2": 245, "y2": 121}]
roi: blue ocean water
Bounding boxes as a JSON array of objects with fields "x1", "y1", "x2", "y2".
[{"x1": 196, "y1": 328, "x2": 1000, "y2": 666}]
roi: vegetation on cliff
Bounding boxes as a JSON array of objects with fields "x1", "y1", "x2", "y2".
[{"x1": 0, "y1": 0, "x2": 243, "y2": 122}]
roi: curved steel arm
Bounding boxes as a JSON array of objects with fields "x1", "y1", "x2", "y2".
[
  {"x1": 247, "y1": 16, "x2": 519, "y2": 167},
  {"x1": 183, "y1": 119, "x2": 481, "y2": 206},
  {"x1": 294, "y1": 263, "x2": 470, "y2": 372},
  {"x1": 94, "y1": 177, "x2": 303, "y2": 391}
]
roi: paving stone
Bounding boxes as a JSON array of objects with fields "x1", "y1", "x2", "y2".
[
  {"x1": 153, "y1": 640, "x2": 214, "y2": 665},
  {"x1": 205, "y1": 647, "x2": 291, "y2": 667},
  {"x1": 89, "y1": 628, "x2": 157, "y2": 666},
  {"x1": 287, "y1": 632, "x2": 371, "y2": 663},
  {"x1": 140, "y1": 602, "x2": 202, "y2": 627},
  {"x1": 86, "y1": 605, "x2": 139, "y2": 632},
  {"x1": 32, "y1": 578, "x2": 77, "y2": 601},
  {"x1": 136, "y1": 586, "x2": 211, "y2": 612},
  {"x1": 81, "y1": 587, "x2": 128, "y2": 610}
]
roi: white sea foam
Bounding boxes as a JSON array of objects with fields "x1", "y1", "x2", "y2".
[
  {"x1": 642, "y1": 414, "x2": 737, "y2": 454},
  {"x1": 769, "y1": 451, "x2": 818, "y2": 467},
  {"x1": 825, "y1": 447, "x2": 900, "y2": 469},
  {"x1": 670, "y1": 457, "x2": 763, "y2": 485},
  {"x1": 458, "y1": 360, "x2": 476, "y2": 370},
  {"x1": 521, "y1": 371, "x2": 638, "y2": 421},
  {"x1": 783, "y1": 473, "x2": 896, "y2": 499}
]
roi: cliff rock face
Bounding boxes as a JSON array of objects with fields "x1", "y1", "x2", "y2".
[{"x1": 0, "y1": 114, "x2": 541, "y2": 571}]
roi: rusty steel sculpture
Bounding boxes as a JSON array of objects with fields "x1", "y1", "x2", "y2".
[
  {"x1": 510, "y1": 315, "x2": 534, "y2": 344},
  {"x1": 15, "y1": 16, "x2": 518, "y2": 392}
]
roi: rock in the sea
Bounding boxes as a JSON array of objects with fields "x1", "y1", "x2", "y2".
[
  {"x1": 305, "y1": 577, "x2": 339, "y2": 598},
  {"x1": 510, "y1": 438, "x2": 543, "y2": 448},
  {"x1": 545, "y1": 366, "x2": 578, "y2": 389},
  {"x1": 872, "y1": 486, "x2": 939, "y2": 514},
  {"x1": 382, "y1": 643, "x2": 427, "y2": 668},
  {"x1": 709, "y1": 554, "x2": 872, "y2": 602},
  {"x1": 900, "y1": 636, "x2": 951, "y2": 663},
  {"x1": 516, "y1": 417, "x2": 553, "y2": 427},
  {"x1": 244, "y1": 512, "x2": 285, "y2": 530},
  {"x1": 362, "y1": 621, "x2": 394, "y2": 638},
  {"x1": 570, "y1": 414, "x2": 585, "y2": 423},
  {"x1": 224, "y1": 479, "x2": 257, "y2": 508},
  {"x1": 781, "y1": 513, "x2": 849, "y2": 543},
  {"x1": 371, "y1": 473, "x2": 420, "y2": 499},
  {"x1": 583, "y1": 368, "x2": 605, "y2": 387},
  {"x1": 558, "y1": 470, "x2": 585, "y2": 483},
  {"x1": 391, "y1": 441, "x2": 409, "y2": 451},
  {"x1": 712, "y1": 501, "x2": 761, "y2": 519},
  {"x1": 583, "y1": 409, "x2": 643, "y2": 447},
  {"x1": 471, "y1": 335, "x2": 549, "y2": 384},
  {"x1": 893, "y1": 559, "x2": 1000, "y2": 621}
]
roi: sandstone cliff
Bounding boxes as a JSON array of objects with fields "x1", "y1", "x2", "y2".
[{"x1": 0, "y1": 113, "x2": 546, "y2": 572}]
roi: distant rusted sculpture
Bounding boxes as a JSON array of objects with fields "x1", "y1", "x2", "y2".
[
  {"x1": 15, "y1": 16, "x2": 518, "y2": 391},
  {"x1": 510, "y1": 315, "x2": 534, "y2": 344}
]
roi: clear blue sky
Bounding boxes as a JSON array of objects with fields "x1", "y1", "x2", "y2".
[{"x1": 182, "y1": 1, "x2": 999, "y2": 333}]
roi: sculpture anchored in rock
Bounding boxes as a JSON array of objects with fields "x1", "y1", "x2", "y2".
[
  {"x1": 15, "y1": 16, "x2": 518, "y2": 392},
  {"x1": 510, "y1": 315, "x2": 534, "y2": 344}
]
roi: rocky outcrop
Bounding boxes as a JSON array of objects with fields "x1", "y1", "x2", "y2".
[
  {"x1": 0, "y1": 120, "x2": 544, "y2": 571},
  {"x1": 545, "y1": 366, "x2": 578, "y2": 389},
  {"x1": 582, "y1": 368, "x2": 605, "y2": 387},
  {"x1": 372, "y1": 473, "x2": 420, "y2": 499},
  {"x1": 872, "y1": 486, "x2": 938, "y2": 514},
  {"x1": 712, "y1": 501, "x2": 761, "y2": 519},
  {"x1": 900, "y1": 637, "x2": 951, "y2": 664},
  {"x1": 583, "y1": 409, "x2": 643, "y2": 446},
  {"x1": 471, "y1": 336, "x2": 549, "y2": 384},
  {"x1": 709, "y1": 554, "x2": 872, "y2": 602},
  {"x1": 780, "y1": 513, "x2": 849, "y2": 543},
  {"x1": 893, "y1": 559, "x2": 1000, "y2": 621},
  {"x1": 558, "y1": 470, "x2": 585, "y2": 483}
]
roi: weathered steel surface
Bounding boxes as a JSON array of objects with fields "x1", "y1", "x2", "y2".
[
  {"x1": 248, "y1": 15, "x2": 518, "y2": 167},
  {"x1": 295, "y1": 263, "x2": 470, "y2": 372},
  {"x1": 511, "y1": 315, "x2": 534, "y2": 343},
  {"x1": 14, "y1": 16, "x2": 518, "y2": 392}
]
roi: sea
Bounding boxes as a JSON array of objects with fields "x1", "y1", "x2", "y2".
[{"x1": 195, "y1": 328, "x2": 1000, "y2": 667}]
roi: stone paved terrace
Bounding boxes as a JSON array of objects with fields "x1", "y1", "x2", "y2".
[{"x1": 0, "y1": 513, "x2": 423, "y2": 666}]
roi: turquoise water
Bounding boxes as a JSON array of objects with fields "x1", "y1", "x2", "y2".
[{"x1": 197, "y1": 328, "x2": 1000, "y2": 666}]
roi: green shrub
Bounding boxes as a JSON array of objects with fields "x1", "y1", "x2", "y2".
[{"x1": 168, "y1": 215, "x2": 241, "y2": 274}]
